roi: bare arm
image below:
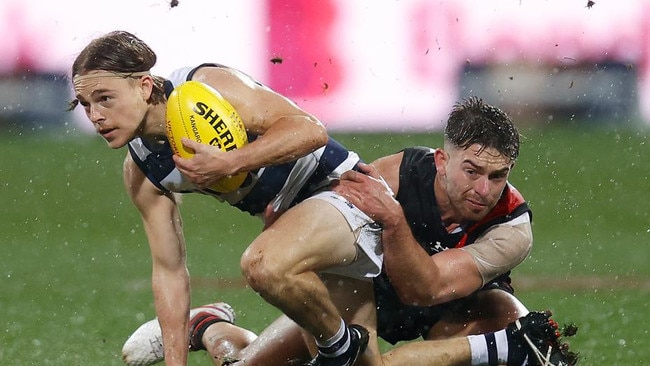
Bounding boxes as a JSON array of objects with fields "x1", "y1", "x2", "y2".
[
  {"x1": 383, "y1": 217, "x2": 532, "y2": 306},
  {"x1": 123, "y1": 154, "x2": 190, "y2": 366},
  {"x1": 173, "y1": 67, "x2": 329, "y2": 188}
]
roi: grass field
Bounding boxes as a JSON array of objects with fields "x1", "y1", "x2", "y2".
[{"x1": 1, "y1": 124, "x2": 649, "y2": 365}]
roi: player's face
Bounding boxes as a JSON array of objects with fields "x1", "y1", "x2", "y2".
[
  {"x1": 74, "y1": 72, "x2": 150, "y2": 149},
  {"x1": 437, "y1": 143, "x2": 513, "y2": 222}
]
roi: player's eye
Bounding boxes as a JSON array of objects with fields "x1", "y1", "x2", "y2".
[
  {"x1": 489, "y1": 171, "x2": 508, "y2": 180},
  {"x1": 96, "y1": 95, "x2": 116, "y2": 108}
]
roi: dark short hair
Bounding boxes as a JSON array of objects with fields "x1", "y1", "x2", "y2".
[{"x1": 445, "y1": 96, "x2": 520, "y2": 161}]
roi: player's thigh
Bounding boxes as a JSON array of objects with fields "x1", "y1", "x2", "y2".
[
  {"x1": 425, "y1": 289, "x2": 529, "y2": 340},
  {"x1": 244, "y1": 198, "x2": 358, "y2": 273}
]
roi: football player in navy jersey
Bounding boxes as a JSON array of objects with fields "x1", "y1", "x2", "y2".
[
  {"x1": 122, "y1": 97, "x2": 578, "y2": 366},
  {"x1": 71, "y1": 30, "x2": 383, "y2": 366},
  {"x1": 332, "y1": 97, "x2": 534, "y2": 346}
]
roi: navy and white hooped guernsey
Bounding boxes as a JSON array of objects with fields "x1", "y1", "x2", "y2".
[{"x1": 127, "y1": 64, "x2": 361, "y2": 216}]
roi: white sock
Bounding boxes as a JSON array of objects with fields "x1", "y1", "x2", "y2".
[
  {"x1": 315, "y1": 319, "x2": 349, "y2": 358},
  {"x1": 467, "y1": 330, "x2": 509, "y2": 365}
]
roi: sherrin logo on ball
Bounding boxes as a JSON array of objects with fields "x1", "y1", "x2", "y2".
[{"x1": 166, "y1": 80, "x2": 248, "y2": 193}]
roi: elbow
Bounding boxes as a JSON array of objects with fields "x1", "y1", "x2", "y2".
[
  {"x1": 313, "y1": 123, "x2": 329, "y2": 147},
  {"x1": 151, "y1": 256, "x2": 189, "y2": 279},
  {"x1": 302, "y1": 116, "x2": 327, "y2": 145}
]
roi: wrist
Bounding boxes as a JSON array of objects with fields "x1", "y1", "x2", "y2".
[{"x1": 378, "y1": 206, "x2": 406, "y2": 231}]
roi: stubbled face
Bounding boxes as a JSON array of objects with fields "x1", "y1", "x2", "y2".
[
  {"x1": 74, "y1": 71, "x2": 151, "y2": 149},
  {"x1": 435, "y1": 143, "x2": 514, "y2": 223}
]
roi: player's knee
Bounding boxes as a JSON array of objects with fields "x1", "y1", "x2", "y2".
[
  {"x1": 474, "y1": 289, "x2": 528, "y2": 321},
  {"x1": 205, "y1": 323, "x2": 257, "y2": 358},
  {"x1": 240, "y1": 245, "x2": 287, "y2": 295}
]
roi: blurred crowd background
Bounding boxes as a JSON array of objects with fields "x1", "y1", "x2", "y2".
[{"x1": 1, "y1": 0, "x2": 648, "y2": 133}]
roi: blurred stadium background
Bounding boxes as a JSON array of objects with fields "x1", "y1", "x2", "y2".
[
  {"x1": 2, "y1": 1, "x2": 650, "y2": 365},
  {"x1": 2, "y1": 0, "x2": 650, "y2": 132}
]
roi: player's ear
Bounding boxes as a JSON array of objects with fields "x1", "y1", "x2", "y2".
[
  {"x1": 138, "y1": 75, "x2": 154, "y2": 101},
  {"x1": 433, "y1": 148, "x2": 449, "y2": 176}
]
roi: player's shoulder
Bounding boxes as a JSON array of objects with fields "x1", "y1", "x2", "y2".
[
  {"x1": 166, "y1": 64, "x2": 239, "y2": 85},
  {"x1": 166, "y1": 66, "x2": 195, "y2": 86},
  {"x1": 372, "y1": 152, "x2": 403, "y2": 168},
  {"x1": 398, "y1": 146, "x2": 436, "y2": 168},
  {"x1": 371, "y1": 152, "x2": 403, "y2": 189},
  {"x1": 189, "y1": 64, "x2": 253, "y2": 83},
  {"x1": 190, "y1": 65, "x2": 267, "y2": 104},
  {"x1": 401, "y1": 146, "x2": 436, "y2": 161}
]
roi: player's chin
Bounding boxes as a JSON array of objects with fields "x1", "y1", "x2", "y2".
[
  {"x1": 103, "y1": 135, "x2": 130, "y2": 149},
  {"x1": 464, "y1": 203, "x2": 489, "y2": 220}
]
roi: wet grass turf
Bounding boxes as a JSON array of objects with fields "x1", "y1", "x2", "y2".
[{"x1": 1, "y1": 124, "x2": 648, "y2": 365}]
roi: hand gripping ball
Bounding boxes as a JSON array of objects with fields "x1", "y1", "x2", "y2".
[{"x1": 166, "y1": 80, "x2": 248, "y2": 192}]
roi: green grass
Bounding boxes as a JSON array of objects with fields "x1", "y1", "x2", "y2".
[{"x1": 1, "y1": 125, "x2": 649, "y2": 365}]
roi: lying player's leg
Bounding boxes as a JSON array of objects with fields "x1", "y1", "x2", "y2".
[
  {"x1": 381, "y1": 337, "x2": 472, "y2": 366},
  {"x1": 198, "y1": 319, "x2": 257, "y2": 365},
  {"x1": 422, "y1": 288, "x2": 579, "y2": 366},
  {"x1": 425, "y1": 288, "x2": 528, "y2": 340},
  {"x1": 123, "y1": 307, "x2": 578, "y2": 366},
  {"x1": 228, "y1": 315, "x2": 311, "y2": 365},
  {"x1": 383, "y1": 310, "x2": 579, "y2": 366},
  {"x1": 121, "y1": 302, "x2": 309, "y2": 366},
  {"x1": 196, "y1": 276, "x2": 378, "y2": 365}
]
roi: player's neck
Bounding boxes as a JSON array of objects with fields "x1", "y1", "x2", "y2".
[
  {"x1": 140, "y1": 103, "x2": 168, "y2": 139},
  {"x1": 434, "y1": 174, "x2": 455, "y2": 223}
]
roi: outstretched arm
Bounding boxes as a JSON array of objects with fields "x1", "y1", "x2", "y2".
[{"x1": 123, "y1": 154, "x2": 191, "y2": 366}]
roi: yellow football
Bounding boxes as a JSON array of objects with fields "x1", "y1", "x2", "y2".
[{"x1": 166, "y1": 80, "x2": 248, "y2": 193}]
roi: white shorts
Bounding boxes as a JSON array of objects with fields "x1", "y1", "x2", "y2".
[{"x1": 306, "y1": 191, "x2": 383, "y2": 281}]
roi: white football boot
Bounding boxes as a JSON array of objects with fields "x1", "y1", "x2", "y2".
[{"x1": 121, "y1": 302, "x2": 236, "y2": 366}]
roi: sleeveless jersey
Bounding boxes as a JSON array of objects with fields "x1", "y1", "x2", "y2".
[
  {"x1": 395, "y1": 146, "x2": 531, "y2": 254},
  {"x1": 127, "y1": 64, "x2": 361, "y2": 216},
  {"x1": 374, "y1": 146, "x2": 532, "y2": 344}
]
